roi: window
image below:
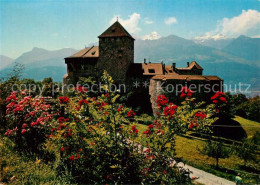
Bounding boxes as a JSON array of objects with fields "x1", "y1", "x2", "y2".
[
  {"x1": 148, "y1": 69, "x2": 155, "y2": 73},
  {"x1": 169, "y1": 70, "x2": 173, "y2": 73}
]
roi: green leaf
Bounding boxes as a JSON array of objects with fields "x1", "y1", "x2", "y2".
[{"x1": 112, "y1": 94, "x2": 120, "y2": 103}]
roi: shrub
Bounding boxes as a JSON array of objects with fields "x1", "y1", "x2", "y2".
[
  {"x1": 5, "y1": 91, "x2": 57, "y2": 152},
  {"x1": 235, "y1": 96, "x2": 260, "y2": 122},
  {"x1": 198, "y1": 139, "x2": 232, "y2": 169},
  {"x1": 0, "y1": 63, "x2": 24, "y2": 133},
  {"x1": 234, "y1": 139, "x2": 257, "y2": 166},
  {"x1": 211, "y1": 91, "x2": 234, "y2": 119}
]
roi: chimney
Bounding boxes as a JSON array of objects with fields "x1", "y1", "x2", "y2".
[
  {"x1": 172, "y1": 63, "x2": 176, "y2": 70},
  {"x1": 144, "y1": 58, "x2": 146, "y2": 64},
  {"x1": 187, "y1": 62, "x2": 190, "y2": 67}
]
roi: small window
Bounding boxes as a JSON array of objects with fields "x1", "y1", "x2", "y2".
[
  {"x1": 169, "y1": 70, "x2": 173, "y2": 73},
  {"x1": 148, "y1": 69, "x2": 155, "y2": 73}
]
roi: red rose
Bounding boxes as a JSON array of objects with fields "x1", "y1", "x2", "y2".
[
  {"x1": 60, "y1": 147, "x2": 65, "y2": 152},
  {"x1": 78, "y1": 99, "x2": 89, "y2": 107},
  {"x1": 144, "y1": 148, "x2": 151, "y2": 153},
  {"x1": 143, "y1": 129, "x2": 152, "y2": 136},
  {"x1": 75, "y1": 85, "x2": 88, "y2": 93},
  {"x1": 148, "y1": 124, "x2": 154, "y2": 129},
  {"x1": 127, "y1": 110, "x2": 136, "y2": 117},
  {"x1": 6, "y1": 92, "x2": 18, "y2": 102},
  {"x1": 156, "y1": 95, "x2": 168, "y2": 106},
  {"x1": 189, "y1": 123, "x2": 194, "y2": 129},
  {"x1": 219, "y1": 96, "x2": 227, "y2": 103},
  {"x1": 117, "y1": 105, "x2": 123, "y2": 112},
  {"x1": 189, "y1": 122, "x2": 198, "y2": 129},
  {"x1": 146, "y1": 155, "x2": 155, "y2": 160},
  {"x1": 211, "y1": 91, "x2": 227, "y2": 104},
  {"x1": 195, "y1": 111, "x2": 207, "y2": 119},
  {"x1": 180, "y1": 87, "x2": 193, "y2": 98},
  {"x1": 59, "y1": 96, "x2": 70, "y2": 104},
  {"x1": 58, "y1": 117, "x2": 69, "y2": 123},
  {"x1": 21, "y1": 129, "x2": 26, "y2": 134},
  {"x1": 164, "y1": 103, "x2": 178, "y2": 117},
  {"x1": 130, "y1": 125, "x2": 138, "y2": 134}
]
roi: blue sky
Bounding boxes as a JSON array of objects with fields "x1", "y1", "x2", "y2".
[{"x1": 0, "y1": 0, "x2": 259, "y2": 58}]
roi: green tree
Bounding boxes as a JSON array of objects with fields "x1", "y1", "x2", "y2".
[
  {"x1": 235, "y1": 97, "x2": 260, "y2": 122},
  {"x1": 235, "y1": 139, "x2": 256, "y2": 166},
  {"x1": 0, "y1": 63, "x2": 24, "y2": 132},
  {"x1": 252, "y1": 131, "x2": 260, "y2": 145},
  {"x1": 42, "y1": 77, "x2": 60, "y2": 97},
  {"x1": 230, "y1": 93, "x2": 248, "y2": 106},
  {"x1": 198, "y1": 139, "x2": 232, "y2": 168}
]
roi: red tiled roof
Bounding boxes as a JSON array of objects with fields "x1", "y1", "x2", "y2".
[
  {"x1": 65, "y1": 46, "x2": 99, "y2": 58},
  {"x1": 142, "y1": 63, "x2": 164, "y2": 75},
  {"x1": 152, "y1": 74, "x2": 221, "y2": 81},
  {"x1": 98, "y1": 21, "x2": 134, "y2": 40},
  {"x1": 204, "y1": 76, "x2": 223, "y2": 81},
  {"x1": 177, "y1": 61, "x2": 203, "y2": 70}
]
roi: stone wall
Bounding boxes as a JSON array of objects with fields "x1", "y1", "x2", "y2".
[
  {"x1": 149, "y1": 78, "x2": 223, "y2": 115},
  {"x1": 149, "y1": 79, "x2": 163, "y2": 116},
  {"x1": 97, "y1": 37, "x2": 134, "y2": 83}
]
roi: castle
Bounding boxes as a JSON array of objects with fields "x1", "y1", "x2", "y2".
[{"x1": 63, "y1": 21, "x2": 222, "y2": 114}]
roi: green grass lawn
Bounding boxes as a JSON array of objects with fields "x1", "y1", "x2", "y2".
[
  {"x1": 0, "y1": 137, "x2": 73, "y2": 184},
  {"x1": 234, "y1": 116, "x2": 260, "y2": 139}
]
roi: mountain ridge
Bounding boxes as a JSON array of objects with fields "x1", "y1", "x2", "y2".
[
  {"x1": 0, "y1": 55, "x2": 14, "y2": 70},
  {"x1": 0, "y1": 34, "x2": 259, "y2": 94}
]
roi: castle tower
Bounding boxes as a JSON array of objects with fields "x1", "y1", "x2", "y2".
[{"x1": 97, "y1": 21, "x2": 134, "y2": 83}]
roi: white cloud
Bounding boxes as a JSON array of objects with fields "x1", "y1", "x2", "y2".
[
  {"x1": 144, "y1": 17, "x2": 153, "y2": 24},
  {"x1": 142, "y1": 31, "x2": 161, "y2": 40},
  {"x1": 220, "y1": 9, "x2": 260, "y2": 37},
  {"x1": 252, "y1": 34, "x2": 260, "y2": 38},
  {"x1": 195, "y1": 33, "x2": 227, "y2": 40},
  {"x1": 196, "y1": 9, "x2": 260, "y2": 40},
  {"x1": 110, "y1": 13, "x2": 141, "y2": 34},
  {"x1": 164, "y1": 17, "x2": 177, "y2": 25}
]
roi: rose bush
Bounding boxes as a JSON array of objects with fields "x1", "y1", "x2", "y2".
[{"x1": 5, "y1": 91, "x2": 57, "y2": 151}]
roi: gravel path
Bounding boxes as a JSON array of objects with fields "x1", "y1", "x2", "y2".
[{"x1": 178, "y1": 162, "x2": 236, "y2": 185}]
